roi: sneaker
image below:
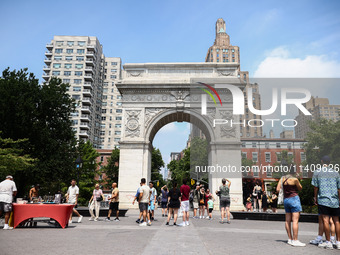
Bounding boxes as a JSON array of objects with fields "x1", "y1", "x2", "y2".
[
  {"x1": 226, "y1": 220, "x2": 231, "y2": 224},
  {"x1": 105, "y1": 218, "x2": 112, "y2": 222},
  {"x1": 318, "y1": 241, "x2": 333, "y2": 249},
  {"x1": 136, "y1": 219, "x2": 140, "y2": 224},
  {"x1": 219, "y1": 220, "x2": 224, "y2": 224},
  {"x1": 186, "y1": 221, "x2": 189, "y2": 226},
  {"x1": 3, "y1": 226, "x2": 13, "y2": 230},
  {"x1": 288, "y1": 239, "x2": 292, "y2": 245},
  {"x1": 178, "y1": 222, "x2": 186, "y2": 227},
  {"x1": 114, "y1": 218, "x2": 120, "y2": 222},
  {"x1": 78, "y1": 215, "x2": 83, "y2": 223},
  {"x1": 94, "y1": 219, "x2": 98, "y2": 222},
  {"x1": 335, "y1": 241, "x2": 340, "y2": 250},
  {"x1": 206, "y1": 216, "x2": 210, "y2": 219},
  {"x1": 166, "y1": 222, "x2": 169, "y2": 225},
  {"x1": 173, "y1": 222, "x2": 177, "y2": 226},
  {"x1": 331, "y1": 238, "x2": 336, "y2": 246},
  {"x1": 89, "y1": 218, "x2": 94, "y2": 221},
  {"x1": 147, "y1": 222, "x2": 152, "y2": 226},
  {"x1": 162, "y1": 214, "x2": 164, "y2": 217},
  {"x1": 139, "y1": 222, "x2": 147, "y2": 227},
  {"x1": 291, "y1": 240, "x2": 306, "y2": 247},
  {"x1": 309, "y1": 238, "x2": 322, "y2": 245},
  {"x1": 199, "y1": 216, "x2": 202, "y2": 219},
  {"x1": 69, "y1": 220, "x2": 72, "y2": 224}
]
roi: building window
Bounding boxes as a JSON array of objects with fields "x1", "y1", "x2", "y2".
[
  {"x1": 73, "y1": 86, "x2": 81, "y2": 92},
  {"x1": 64, "y1": 71, "x2": 71, "y2": 76},
  {"x1": 52, "y1": 71, "x2": 60, "y2": 76},
  {"x1": 111, "y1": 69, "x2": 117, "y2": 73},
  {"x1": 67, "y1": 41, "x2": 74, "y2": 46},
  {"x1": 115, "y1": 131, "x2": 121, "y2": 135},
  {"x1": 267, "y1": 167, "x2": 272, "y2": 177},
  {"x1": 77, "y1": 49, "x2": 85, "y2": 54},
  {"x1": 265, "y1": 152, "x2": 271, "y2": 162},
  {"x1": 72, "y1": 95, "x2": 80, "y2": 100},
  {"x1": 63, "y1": 79, "x2": 70, "y2": 84},
  {"x1": 117, "y1": 95, "x2": 122, "y2": 99},
  {"x1": 116, "y1": 109, "x2": 122, "y2": 113},
  {"x1": 116, "y1": 102, "x2": 122, "y2": 106},
  {"x1": 276, "y1": 152, "x2": 282, "y2": 162},
  {"x1": 76, "y1": 56, "x2": 84, "y2": 61},
  {"x1": 53, "y1": 63, "x2": 61, "y2": 69},
  {"x1": 252, "y1": 152, "x2": 258, "y2": 162},
  {"x1": 252, "y1": 142, "x2": 257, "y2": 148},
  {"x1": 66, "y1": 49, "x2": 73, "y2": 54},
  {"x1": 253, "y1": 166, "x2": 259, "y2": 177},
  {"x1": 111, "y1": 62, "x2": 117, "y2": 65},
  {"x1": 114, "y1": 138, "x2": 121, "y2": 142},
  {"x1": 75, "y1": 71, "x2": 82, "y2": 76},
  {"x1": 55, "y1": 48, "x2": 63, "y2": 53},
  {"x1": 115, "y1": 124, "x2": 121, "y2": 128},
  {"x1": 242, "y1": 152, "x2": 247, "y2": 159},
  {"x1": 110, "y1": 75, "x2": 117, "y2": 79},
  {"x1": 78, "y1": 41, "x2": 85, "y2": 46},
  {"x1": 75, "y1": 64, "x2": 83, "y2": 69},
  {"x1": 65, "y1": 64, "x2": 72, "y2": 69},
  {"x1": 116, "y1": 116, "x2": 122, "y2": 120},
  {"x1": 276, "y1": 143, "x2": 281, "y2": 148},
  {"x1": 101, "y1": 117, "x2": 106, "y2": 121},
  {"x1": 100, "y1": 131, "x2": 105, "y2": 136},
  {"x1": 65, "y1": 56, "x2": 73, "y2": 61},
  {"x1": 54, "y1": 56, "x2": 62, "y2": 61},
  {"x1": 74, "y1": 79, "x2": 82, "y2": 84},
  {"x1": 300, "y1": 152, "x2": 306, "y2": 162}
]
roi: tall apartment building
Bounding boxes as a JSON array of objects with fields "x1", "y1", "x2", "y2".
[
  {"x1": 43, "y1": 36, "x2": 104, "y2": 148},
  {"x1": 295, "y1": 96, "x2": 340, "y2": 139},
  {"x1": 205, "y1": 18, "x2": 263, "y2": 138},
  {"x1": 100, "y1": 57, "x2": 122, "y2": 149}
]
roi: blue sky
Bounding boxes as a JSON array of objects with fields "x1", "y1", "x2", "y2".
[{"x1": 1, "y1": 0, "x2": 340, "y2": 166}]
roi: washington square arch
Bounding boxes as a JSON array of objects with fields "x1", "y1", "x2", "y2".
[{"x1": 116, "y1": 62, "x2": 245, "y2": 210}]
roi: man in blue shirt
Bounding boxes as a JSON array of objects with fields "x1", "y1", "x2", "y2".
[{"x1": 312, "y1": 156, "x2": 340, "y2": 250}]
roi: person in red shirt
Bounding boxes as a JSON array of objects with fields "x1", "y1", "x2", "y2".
[{"x1": 179, "y1": 178, "x2": 191, "y2": 227}]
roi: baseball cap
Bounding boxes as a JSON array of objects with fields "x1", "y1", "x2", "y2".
[
  {"x1": 6, "y1": 175, "x2": 13, "y2": 180},
  {"x1": 321, "y1": 155, "x2": 331, "y2": 163}
]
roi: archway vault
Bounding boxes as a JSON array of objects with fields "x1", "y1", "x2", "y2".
[{"x1": 116, "y1": 62, "x2": 245, "y2": 210}]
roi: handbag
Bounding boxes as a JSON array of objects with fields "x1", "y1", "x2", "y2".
[
  {"x1": 278, "y1": 178, "x2": 284, "y2": 205},
  {"x1": 96, "y1": 196, "x2": 103, "y2": 202}
]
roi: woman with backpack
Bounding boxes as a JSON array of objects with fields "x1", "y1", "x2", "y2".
[{"x1": 166, "y1": 181, "x2": 181, "y2": 226}]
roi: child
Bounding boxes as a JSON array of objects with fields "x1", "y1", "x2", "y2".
[
  {"x1": 207, "y1": 196, "x2": 214, "y2": 220},
  {"x1": 246, "y1": 194, "x2": 252, "y2": 212}
]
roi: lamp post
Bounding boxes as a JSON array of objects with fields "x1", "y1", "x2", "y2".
[{"x1": 75, "y1": 156, "x2": 83, "y2": 186}]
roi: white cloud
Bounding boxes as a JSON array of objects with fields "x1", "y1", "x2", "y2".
[{"x1": 254, "y1": 47, "x2": 340, "y2": 78}]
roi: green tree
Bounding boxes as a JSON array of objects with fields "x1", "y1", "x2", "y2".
[
  {"x1": 0, "y1": 134, "x2": 35, "y2": 180},
  {"x1": 0, "y1": 68, "x2": 77, "y2": 196},
  {"x1": 75, "y1": 141, "x2": 100, "y2": 205},
  {"x1": 272, "y1": 150, "x2": 295, "y2": 179},
  {"x1": 151, "y1": 147, "x2": 165, "y2": 192},
  {"x1": 101, "y1": 147, "x2": 120, "y2": 188},
  {"x1": 305, "y1": 119, "x2": 340, "y2": 165}
]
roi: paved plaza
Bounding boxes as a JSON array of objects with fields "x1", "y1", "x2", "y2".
[{"x1": 0, "y1": 209, "x2": 338, "y2": 255}]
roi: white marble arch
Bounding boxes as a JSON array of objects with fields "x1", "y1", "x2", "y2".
[{"x1": 116, "y1": 62, "x2": 245, "y2": 210}]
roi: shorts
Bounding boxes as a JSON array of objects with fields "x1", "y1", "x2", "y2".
[
  {"x1": 169, "y1": 201, "x2": 180, "y2": 209},
  {"x1": 0, "y1": 202, "x2": 12, "y2": 213},
  {"x1": 193, "y1": 202, "x2": 199, "y2": 209},
  {"x1": 161, "y1": 201, "x2": 168, "y2": 208},
  {"x1": 209, "y1": 208, "x2": 213, "y2": 213},
  {"x1": 220, "y1": 197, "x2": 230, "y2": 208},
  {"x1": 318, "y1": 204, "x2": 340, "y2": 217},
  {"x1": 284, "y1": 195, "x2": 302, "y2": 213},
  {"x1": 139, "y1": 202, "x2": 148, "y2": 212},
  {"x1": 109, "y1": 202, "x2": 119, "y2": 211},
  {"x1": 181, "y1": 200, "x2": 189, "y2": 212},
  {"x1": 148, "y1": 200, "x2": 155, "y2": 211}
]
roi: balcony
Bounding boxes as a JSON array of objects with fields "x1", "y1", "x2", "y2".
[
  {"x1": 43, "y1": 66, "x2": 51, "y2": 71},
  {"x1": 46, "y1": 43, "x2": 53, "y2": 49},
  {"x1": 79, "y1": 130, "x2": 89, "y2": 138},
  {"x1": 85, "y1": 66, "x2": 94, "y2": 73},
  {"x1": 82, "y1": 89, "x2": 92, "y2": 96},
  {"x1": 85, "y1": 58, "x2": 94, "y2": 66},
  {"x1": 81, "y1": 105, "x2": 91, "y2": 113},
  {"x1": 86, "y1": 51, "x2": 95, "y2": 57},
  {"x1": 87, "y1": 44, "x2": 95, "y2": 50},
  {"x1": 44, "y1": 58, "x2": 52, "y2": 64},
  {"x1": 45, "y1": 51, "x2": 52, "y2": 56},
  {"x1": 80, "y1": 122, "x2": 90, "y2": 129},
  {"x1": 80, "y1": 114, "x2": 91, "y2": 122},
  {"x1": 82, "y1": 97, "x2": 92, "y2": 105},
  {"x1": 84, "y1": 82, "x2": 93, "y2": 88},
  {"x1": 84, "y1": 73, "x2": 93, "y2": 81},
  {"x1": 42, "y1": 73, "x2": 50, "y2": 80}
]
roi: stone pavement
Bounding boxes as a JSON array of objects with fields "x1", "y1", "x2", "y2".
[{"x1": 0, "y1": 209, "x2": 338, "y2": 255}]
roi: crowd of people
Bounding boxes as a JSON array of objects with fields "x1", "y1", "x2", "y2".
[{"x1": 0, "y1": 155, "x2": 339, "y2": 251}]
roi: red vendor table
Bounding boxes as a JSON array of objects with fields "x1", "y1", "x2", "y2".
[{"x1": 13, "y1": 203, "x2": 74, "y2": 229}]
